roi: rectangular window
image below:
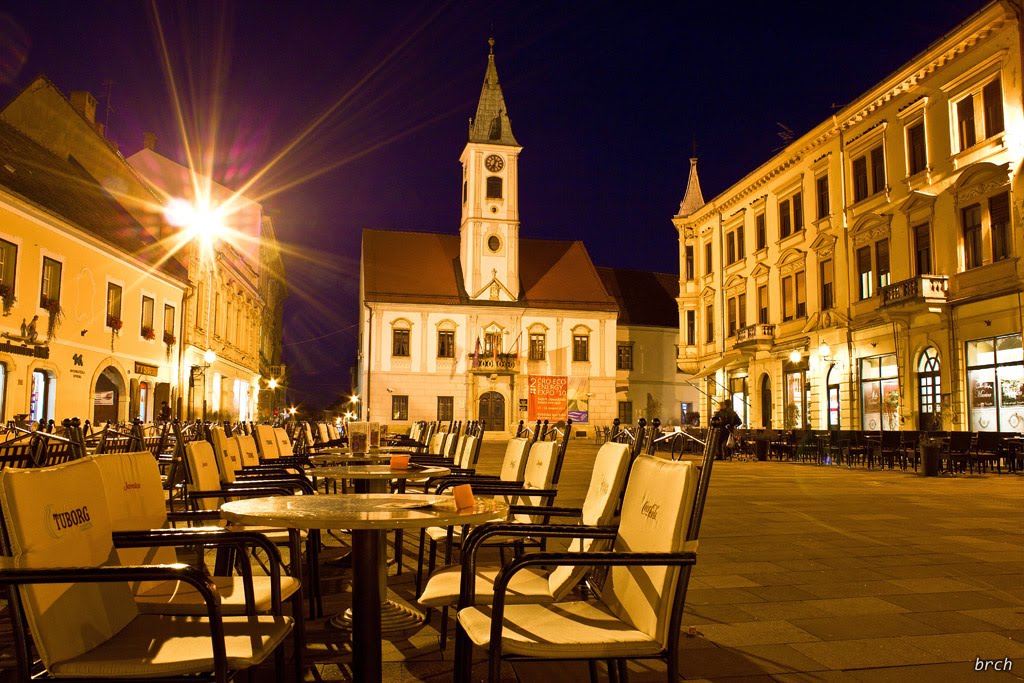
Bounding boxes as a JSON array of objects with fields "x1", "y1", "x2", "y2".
[
  {"x1": 163, "y1": 304, "x2": 175, "y2": 335},
  {"x1": 40, "y1": 257, "x2": 61, "y2": 306},
  {"x1": 141, "y1": 295, "x2": 154, "y2": 334},
  {"x1": 792, "y1": 192, "x2": 803, "y2": 233},
  {"x1": 795, "y1": 271, "x2": 806, "y2": 318},
  {"x1": 705, "y1": 303, "x2": 714, "y2": 343},
  {"x1": 737, "y1": 292, "x2": 747, "y2": 330},
  {"x1": 483, "y1": 332, "x2": 501, "y2": 354},
  {"x1": 755, "y1": 213, "x2": 766, "y2": 250},
  {"x1": 392, "y1": 328, "x2": 410, "y2": 356},
  {"x1": 983, "y1": 77, "x2": 1005, "y2": 139},
  {"x1": 392, "y1": 395, "x2": 409, "y2": 421},
  {"x1": 686, "y1": 310, "x2": 696, "y2": 346},
  {"x1": 957, "y1": 94, "x2": 977, "y2": 150},
  {"x1": 914, "y1": 223, "x2": 932, "y2": 275},
  {"x1": 857, "y1": 246, "x2": 874, "y2": 299},
  {"x1": 907, "y1": 121, "x2": 927, "y2": 175},
  {"x1": 820, "y1": 259, "x2": 834, "y2": 310},
  {"x1": 852, "y1": 155, "x2": 869, "y2": 202},
  {"x1": 618, "y1": 401, "x2": 633, "y2": 424},
  {"x1": 876, "y1": 239, "x2": 890, "y2": 289},
  {"x1": 437, "y1": 396, "x2": 454, "y2": 422},
  {"x1": 106, "y1": 283, "x2": 122, "y2": 321},
  {"x1": 528, "y1": 333, "x2": 546, "y2": 361},
  {"x1": 616, "y1": 343, "x2": 633, "y2": 370},
  {"x1": 727, "y1": 297, "x2": 737, "y2": 337},
  {"x1": 870, "y1": 145, "x2": 886, "y2": 194},
  {"x1": 704, "y1": 242, "x2": 713, "y2": 275},
  {"x1": 684, "y1": 245, "x2": 694, "y2": 280},
  {"x1": 815, "y1": 174, "x2": 829, "y2": 219},
  {"x1": 0, "y1": 239, "x2": 16, "y2": 288},
  {"x1": 736, "y1": 225, "x2": 745, "y2": 259},
  {"x1": 782, "y1": 275, "x2": 794, "y2": 321},
  {"x1": 779, "y1": 198, "x2": 791, "y2": 238},
  {"x1": 726, "y1": 232, "x2": 736, "y2": 265},
  {"x1": 962, "y1": 203, "x2": 982, "y2": 269},
  {"x1": 990, "y1": 192, "x2": 1011, "y2": 262},
  {"x1": 572, "y1": 334, "x2": 589, "y2": 362},
  {"x1": 437, "y1": 330, "x2": 455, "y2": 358},
  {"x1": 757, "y1": 284, "x2": 768, "y2": 324}
]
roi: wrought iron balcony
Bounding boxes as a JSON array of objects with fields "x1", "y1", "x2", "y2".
[
  {"x1": 880, "y1": 275, "x2": 948, "y2": 308},
  {"x1": 468, "y1": 352, "x2": 520, "y2": 374},
  {"x1": 736, "y1": 323, "x2": 776, "y2": 346}
]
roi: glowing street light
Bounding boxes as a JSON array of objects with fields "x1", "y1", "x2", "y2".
[
  {"x1": 789, "y1": 349, "x2": 802, "y2": 364},
  {"x1": 268, "y1": 378, "x2": 279, "y2": 390}
]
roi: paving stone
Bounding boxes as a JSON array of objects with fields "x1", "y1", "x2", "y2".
[
  {"x1": 885, "y1": 578, "x2": 982, "y2": 593},
  {"x1": 788, "y1": 614, "x2": 942, "y2": 641},
  {"x1": 694, "y1": 620, "x2": 820, "y2": 647},
  {"x1": 899, "y1": 632, "x2": 1024, "y2": 662},
  {"x1": 881, "y1": 591, "x2": 1015, "y2": 612},
  {"x1": 844, "y1": 662, "x2": 1021, "y2": 682},
  {"x1": 790, "y1": 637, "x2": 940, "y2": 669},
  {"x1": 959, "y1": 608, "x2": 1024, "y2": 630},
  {"x1": 799, "y1": 581, "x2": 911, "y2": 599},
  {"x1": 903, "y1": 610, "x2": 1010, "y2": 634}
]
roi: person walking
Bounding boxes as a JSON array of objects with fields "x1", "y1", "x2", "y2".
[
  {"x1": 158, "y1": 400, "x2": 172, "y2": 422},
  {"x1": 713, "y1": 399, "x2": 742, "y2": 460}
]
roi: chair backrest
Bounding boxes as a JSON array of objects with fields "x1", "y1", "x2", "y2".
[
  {"x1": 600, "y1": 455, "x2": 698, "y2": 647},
  {"x1": 209, "y1": 425, "x2": 231, "y2": 461},
  {"x1": 428, "y1": 432, "x2": 445, "y2": 455},
  {"x1": 409, "y1": 422, "x2": 423, "y2": 443},
  {"x1": 499, "y1": 438, "x2": 531, "y2": 482},
  {"x1": 317, "y1": 423, "x2": 330, "y2": 444},
  {"x1": 273, "y1": 427, "x2": 294, "y2": 457},
  {"x1": 255, "y1": 425, "x2": 280, "y2": 460},
  {"x1": 216, "y1": 436, "x2": 245, "y2": 484},
  {"x1": 442, "y1": 432, "x2": 459, "y2": 458},
  {"x1": 238, "y1": 434, "x2": 261, "y2": 468},
  {"x1": 511, "y1": 440, "x2": 560, "y2": 523},
  {"x1": 547, "y1": 441, "x2": 631, "y2": 599},
  {"x1": 302, "y1": 422, "x2": 316, "y2": 450},
  {"x1": 327, "y1": 423, "x2": 340, "y2": 441},
  {"x1": 184, "y1": 441, "x2": 224, "y2": 512},
  {"x1": 93, "y1": 451, "x2": 175, "y2": 566},
  {"x1": 0, "y1": 458, "x2": 138, "y2": 670}
]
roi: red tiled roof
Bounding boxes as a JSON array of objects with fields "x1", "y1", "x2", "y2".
[
  {"x1": 597, "y1": 266, "x2": 679, "y2": 328},
  {"x1": 362, "y1": 229, "x2": 617, "y2": 311}
]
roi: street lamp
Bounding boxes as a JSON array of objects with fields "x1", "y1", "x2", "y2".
[
  {"x1": 267, "y1": 377, "x2": 280, "y2": 420},
  {"x1": 189, "y1": 349, "x2": 217, "y2": 422}
]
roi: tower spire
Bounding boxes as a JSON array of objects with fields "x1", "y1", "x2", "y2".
[
  {"x1": 677, "y1": 157, "x2": 705, "y2": 217},
  {"x1": 468, "y1": 37, "x2": 518, "y2": 146}
]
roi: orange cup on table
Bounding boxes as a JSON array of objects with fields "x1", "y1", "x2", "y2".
[
  {"x1": 453, "y1": 484, "x2": 475, "y2": 509},
  {"x1": 389, "y1": 454, "x2": 410, "y2": 470}
]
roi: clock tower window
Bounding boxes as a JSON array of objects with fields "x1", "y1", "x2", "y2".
[{"x1": 486, "y1": 176, "x2": 503, "y2": 199}]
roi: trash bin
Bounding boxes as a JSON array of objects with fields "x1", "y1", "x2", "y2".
[
  {"x1": 921, "y1": 445, "x2": 941, "y2": 476},
  {"x1": 755, "y1": 439, "x2": 769, "y2": 461}
]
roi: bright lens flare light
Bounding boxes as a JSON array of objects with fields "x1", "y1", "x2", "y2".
[{"x1": 164, "y1": 198, "x2": 228, "y2": 259}]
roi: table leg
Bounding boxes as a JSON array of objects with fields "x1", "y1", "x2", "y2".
[{"x1": 351, "y1": 528, "x2": 382, "y2": 683}]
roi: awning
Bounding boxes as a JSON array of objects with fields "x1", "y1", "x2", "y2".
[{"x1": 688, "y1": 352, "x2": 744, "y2": 380}]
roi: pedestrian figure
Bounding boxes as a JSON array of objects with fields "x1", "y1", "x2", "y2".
[
  {"x1": 158, "y1": 401, "x2": 172, "y2": 422},
  {"x1": 714, "y1": 399, "x2": 742, "y2": 460}
]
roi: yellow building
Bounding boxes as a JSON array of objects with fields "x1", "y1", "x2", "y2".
[
  {"x1": 676, "y1": 1, "x2": 1024, "y2": 433},
  {"x1": 0, "y1": 80, "x2": 186, "y2": 423}
]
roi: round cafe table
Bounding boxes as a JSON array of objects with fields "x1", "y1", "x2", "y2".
[
  {"x1": 221, "y1": 493, "x2": 506, "y2": 683},
  {"x1": 307, "y1": 452, "x2": 393, "y2": 467}
]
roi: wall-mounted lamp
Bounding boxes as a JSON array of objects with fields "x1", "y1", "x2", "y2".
[{"x1": 788, "y1": 349, "x2": 802, "y2": 363}]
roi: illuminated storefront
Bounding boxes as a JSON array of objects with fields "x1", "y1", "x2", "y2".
[
  {"x1": 861, "y1": 355, "x2": 899, "y2": 431},
  {"x1": 966, "y1": 334, "x2": 1023, "y2": 432}
]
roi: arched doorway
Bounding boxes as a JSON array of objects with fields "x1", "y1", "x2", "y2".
[
  {"x1": 917, "y1": 347, "x2": 941, "y2": 431},
  {"x1": 760, "y1": 373, "x2": 772, "y2": 428},
  {"x1": 478, "y1": 391, "x2": 505, "y2": 432},
  {"x1": 94, "y1": 366, "x2": 124, "y2": 424},
  {"x1": 30, "y1": 369, "x2": 56, "y2": 423}
]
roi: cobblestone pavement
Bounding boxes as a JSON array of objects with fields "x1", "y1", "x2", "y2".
[{"x1": 257, "y1": 439, "x2": 1022, "y2": 681}]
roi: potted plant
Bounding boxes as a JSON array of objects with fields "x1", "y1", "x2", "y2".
[
  {"x1": 163, "y1": 330, "x2": 176, "y2": 360},
  {"x1": 141, "y1": 325, "x2": 156, "y2": 341},
  {"x1": 883, "y1": 391, "x2": 901, "y2": 431},
  {"x1": 0, "y1": 284, "x2": 15, "y2": 316},
  {"x1": 40, "y1": 297, "x2": 63, "y2": 340},
  {"x1": 107, "y1": 315, "x2": 123, "y2": 350}
]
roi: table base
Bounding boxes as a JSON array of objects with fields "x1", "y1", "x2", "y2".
[{"x1": 329, "y1": 597, "x2": 425, "y2": 633}]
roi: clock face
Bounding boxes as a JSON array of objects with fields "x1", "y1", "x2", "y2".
[{"x1": 484, "y1": 154, "x2": 505, "y2": 172}]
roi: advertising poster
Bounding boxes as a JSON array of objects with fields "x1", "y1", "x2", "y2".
[
  {"x1": 972, "y1": 379, "x2": 995, "y2": 408},
  {"x1": 528, "y1": 376, "x2": 567, "y2": 422},
  {"x1": 93, "y1": 391, "x2": 114, "y2": 406},
  {"x1": 348, "y1": 422, "x2": 368, "y2": 453},
  {"x1": 567, "y1": 376, "x2": 590, "y2": 424}
]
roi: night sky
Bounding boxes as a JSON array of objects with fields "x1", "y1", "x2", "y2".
[{"x1": 0, "y1": 0, "x2": 987, "y2": 409}]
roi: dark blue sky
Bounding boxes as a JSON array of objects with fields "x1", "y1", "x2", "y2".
[{"x1": 0, "y1": 0, "x2": 987, "y2": 408}]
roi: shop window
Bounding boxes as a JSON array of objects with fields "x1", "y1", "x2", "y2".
[
  {"x1": 783, "y1": 363, "x2": 807, "y2": 429},
  {"x1": 861, "y1": 354, "x2": 900, "y2": 431},
  {"x1": 966, "y1": 334, "x2": 1023, "y2": 432},
  {"x1": 30, "y1": 369, "x2": 56, "y2": 422}
]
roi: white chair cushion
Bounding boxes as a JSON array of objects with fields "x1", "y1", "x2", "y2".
[
  {"x1": 419, "y1": 564, "x2": 553, "y2": 608},
  {"x1": 185, "y1": 442, "x2": 224, "y2": 512},
  {"x1": 136, "y1": 575, "x2": 301, "y2": 615},
  {"x1": 0, "y1": 458, "x2": 138, "y2": 669},
  {"x1": 458, "y1": 601, "x2": 662, "y2": 659},
  {"x1": 48, "y1": 614, "x2": 292, "y2": 677},
  {"x1": 94, "y1": 451, "x2": 177, "y2": 567},
  {"x1": 428, "y1": 433, "x2": 445, "y2": 455},
  {"x1": 458, "y1": 436, "x2": 477, "y2": 468},
  {"x1": 499, "y1": 439, "x2": 530, "y2": 482}
]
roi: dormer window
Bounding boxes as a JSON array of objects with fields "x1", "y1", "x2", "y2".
[{"x1": 486, "y1": 176, "x2": 503, "y2": 199}]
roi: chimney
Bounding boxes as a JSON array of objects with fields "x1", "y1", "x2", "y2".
[
  {"x1": 69, "y1": 91, "x2": 97, "y2": 124},
  {"x1": 143, "y1": 132, "x2": 157, "y2": 151}
]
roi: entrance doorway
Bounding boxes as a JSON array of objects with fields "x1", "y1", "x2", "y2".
[
  {"x1": 478, "y1": 391, "x2": 505, "y2": 432},
  {"x1": 94, "y1": 366, "x2": 123, "y2": 424},
  {"x1": 30, "y1": 369, "x2": 56, "y2": 423},
  {"x1": 760, "y1": 373, "x2": 772, "y2": 428}
]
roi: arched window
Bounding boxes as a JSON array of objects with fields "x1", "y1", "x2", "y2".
[
  {"x1": 918, "y1": 347, "x2": 941, "y2": 430},
  {"x1": 486, "y1": 176, "x2": 503, "y2": 199}
]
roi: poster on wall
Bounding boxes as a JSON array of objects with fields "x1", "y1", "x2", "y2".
[
  {"x1": 567, "y1": 376, "x2": 590, "y2": 424},
  {"x1": 1000, "y1": 378, "x2": 1024, "y2": 406},
  {"x1": 528, "y1": 376, "x2": 568, "y2": 422},
  {"x1": 972, "y1": 379, "x2": 995, "y2": 408},
  {"x1": 94, "y1": 391, "x2": 114, "y2": 406}
]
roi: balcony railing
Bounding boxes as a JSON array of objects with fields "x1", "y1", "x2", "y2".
[
  {"x1": 469, "y1": 352, "x2": 520, "y2": 374},
  {"x1": 736, "y1": 323, "x2": 776, "y2": 345},
  {"x1": 880, "y1": 275, "x2": 948, "y2": 308}
]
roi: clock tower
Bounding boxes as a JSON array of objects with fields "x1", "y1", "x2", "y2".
[{"x1": 460, "y1": 38, "x2": 522, "y2": 302}]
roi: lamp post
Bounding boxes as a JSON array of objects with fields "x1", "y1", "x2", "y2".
[{"x1": 189, "y1": 348, "x2": 217, "y2": 423}]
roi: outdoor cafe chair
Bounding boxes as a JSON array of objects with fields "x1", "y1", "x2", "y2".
[
  {"x1": 0, "y1": 456, "x2": 293, "y2": 682},
  {"x1": 453, "y1": 417, "x2": 725, "y2": 682},
  {"x1": 419, "y1": 440, "x2": 630, "y2": 646}
]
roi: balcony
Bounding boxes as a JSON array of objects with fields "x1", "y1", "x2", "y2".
[
  {"x1": 880, "y1": 275, "x2": 948, "y2": 309},
  {"x1": 735, "y1": 323, "x2": 775, "y2": 351},
  {"x1": 468, "y1": 352, "x2": 520, "y2": 375}
]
